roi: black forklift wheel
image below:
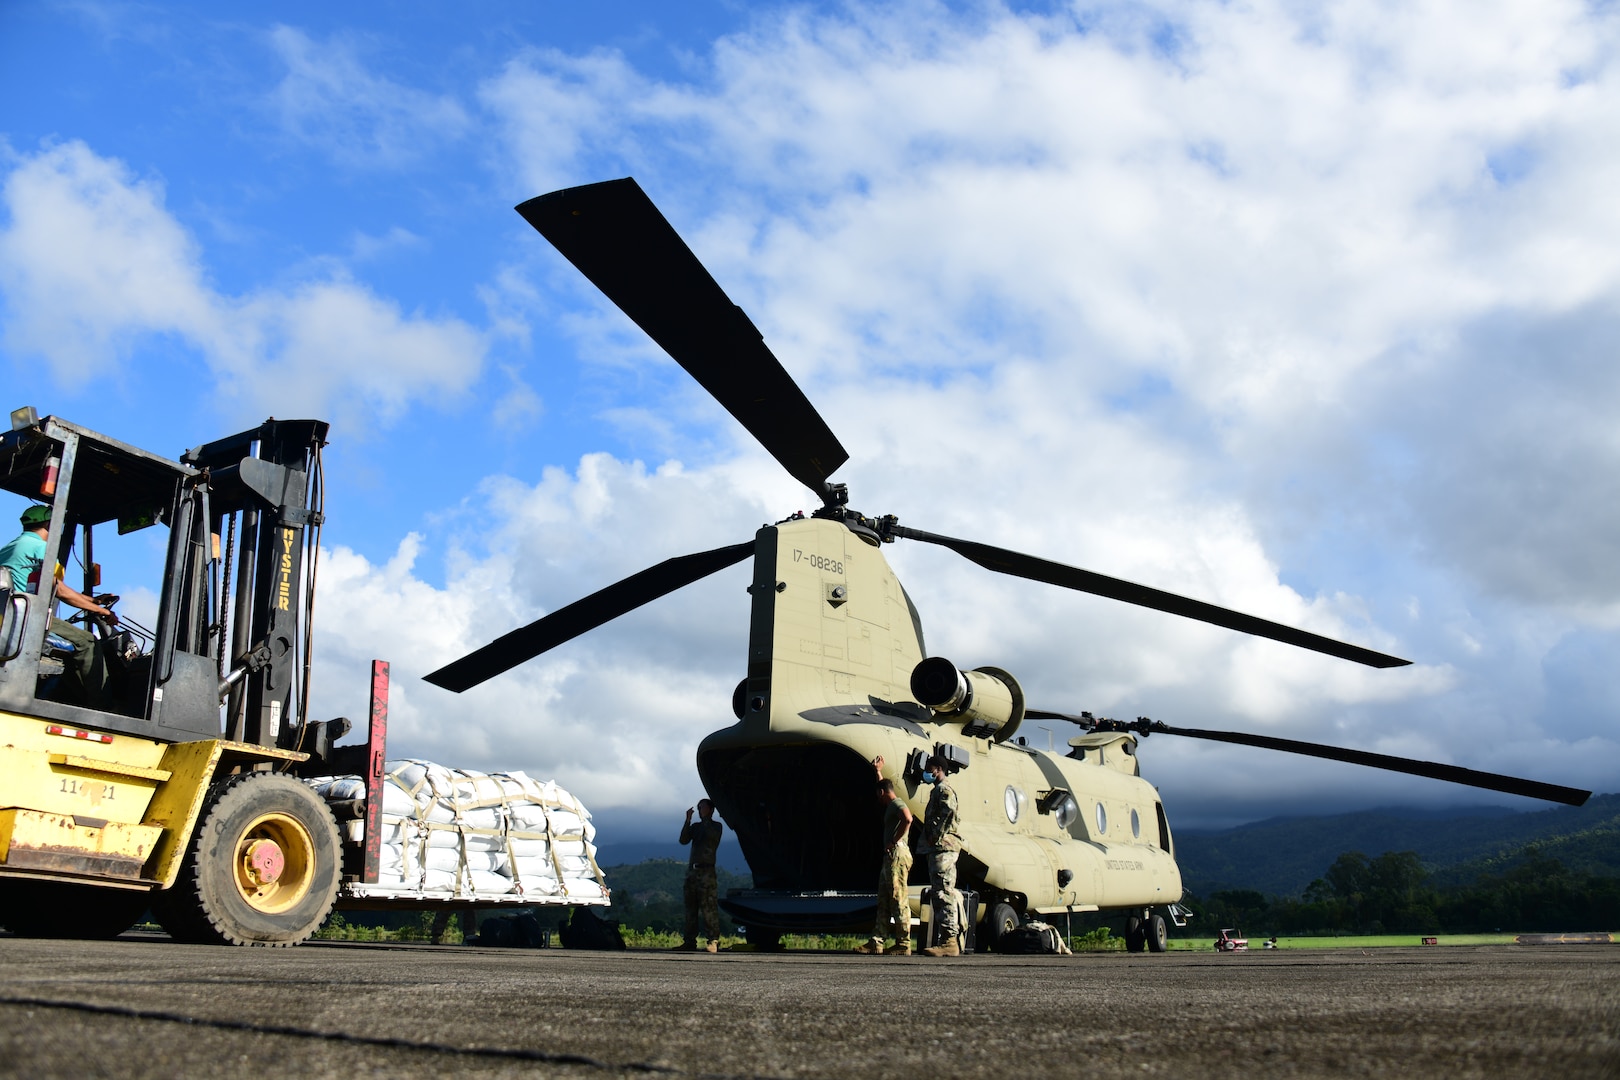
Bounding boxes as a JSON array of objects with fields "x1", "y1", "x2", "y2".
[{"x1": 155, "y1": 772, "x2": 340, "y2": 946}]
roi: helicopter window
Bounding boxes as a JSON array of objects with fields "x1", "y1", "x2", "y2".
[
  {"x1": 1003, "y1": 785, "x2": 1026, "y2": 824},
  {"x1": 1130, "y1": 807, "x2": 1141, "y2": 838},
  {"x1": 1095, "y1": 802, "x2": 1108, "y2": 834}
]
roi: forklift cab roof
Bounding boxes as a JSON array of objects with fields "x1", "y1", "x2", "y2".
[{"x1": 0, "y1": 414, "x2": 195, "y2": 531}]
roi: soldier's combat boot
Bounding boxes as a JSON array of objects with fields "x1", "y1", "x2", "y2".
[
  {"x1": 885, "y1": 942, "x2": 912, "y2": 956},
  {"x1": 856, "y1": 938, "x2": 884, "y2": 954},
  {"x1": 705, "y1": 939, "x2": 719, "y2": 953},
  {"x1": 921, "y1": 937, "x2": 961, "y2": 957},
  {"x1": 672, "y1": 940, "x2": 698, "y2": 951}
]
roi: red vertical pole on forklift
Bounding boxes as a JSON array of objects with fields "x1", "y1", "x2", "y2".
[{"x1": 362, "y1": 659, "x2": 389, "y2": 885}]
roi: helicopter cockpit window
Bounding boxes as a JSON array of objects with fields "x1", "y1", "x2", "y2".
[{"x1": 1095, "y1": 802, "x2": 1108, "y2": 834}]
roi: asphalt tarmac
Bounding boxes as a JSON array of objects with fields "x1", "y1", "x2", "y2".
[{"x1": 1, "y1": 934, "x2": 1616, "y2": 1079}]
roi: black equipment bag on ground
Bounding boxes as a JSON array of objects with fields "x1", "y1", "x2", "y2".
[
  {"x1": 558, "y1": 906, "x2": 626, "y2": 950},
  {"x1": 996, "y1": 921, "x2": 1066, "y2": 955}
]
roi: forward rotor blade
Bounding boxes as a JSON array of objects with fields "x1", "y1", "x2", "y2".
[
  {"x1": 424, "y1": 540, "x2": 755, "y2": 693},
  {"x1": 517, "y1": 179, "x2": 849, "y2": 497},
  {"x1": 1025, "y1": 710, "x2": 1591, "y2": 806},
  {"x1": 892, "y1": 525, "x2": 1409, "y2": 669}
]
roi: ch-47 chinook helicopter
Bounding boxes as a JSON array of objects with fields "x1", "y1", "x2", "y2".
[{"x1": 426, "y1": 178, "x2": 1592, "y2": 952}]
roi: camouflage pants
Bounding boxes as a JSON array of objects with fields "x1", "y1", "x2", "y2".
[
  {"x1": 929, "y1": 848, "x2": 962, "y2": 940},
  {"x1": 872, "y1": 849, "x2": 912, "y2": 945},
  {"x1": 684, "y1": 868, "x2": 721, "y2": 944}
]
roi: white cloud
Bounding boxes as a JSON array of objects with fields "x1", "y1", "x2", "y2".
[
  {"x1": 447, "y1": 0, "x2": 1620, "y2": 822},
  {"x1": 310, "y1": 453, "x2": 778, "y2": 815},
  {"x1": 267, "y1": 25, "x2": 472, "y2": 168},
  {"x1": 0, "y1": 141, "x2": 486, "y2": 432}
]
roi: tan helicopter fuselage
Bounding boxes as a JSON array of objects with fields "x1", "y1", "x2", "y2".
[{"x1": 697, "y1": 515, "x2": 1183, "y2": 922}]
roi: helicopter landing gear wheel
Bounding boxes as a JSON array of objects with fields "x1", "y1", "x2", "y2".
[
  {"x1": 1125, "y1": 915, "x2": 1147, "y2": 953},
  {"x1": 984, "y1": 901, "x2": 1021, "y2": 952},
  {"x1": 1145, "y1": 912, "x2": 1169, "y2": 953},
  {"x1": 154, "y1": 773, "x2": 340, "y2": 947},
  {"x1": 0, "y1": 881, "x2": 150, "y2": 939}
]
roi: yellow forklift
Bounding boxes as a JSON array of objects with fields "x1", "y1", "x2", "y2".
[{"x1": 0, "y1": 407, "x2": 379, "y2": 945}]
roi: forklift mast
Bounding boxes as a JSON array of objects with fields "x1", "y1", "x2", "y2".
[{"x1": 183, "y1": 418, "x2": 328, "y2": 752}]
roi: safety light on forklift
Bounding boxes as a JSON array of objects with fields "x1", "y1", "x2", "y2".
[
  {"x1": 40, "y1": 454, "x2": 60, "y2": 497},
  {"x1": 10, "y1": 405, "x2": 39, "y2": 431},
  {"x1": 45, "y1": 724, "x2": 115, "y2": 744}
]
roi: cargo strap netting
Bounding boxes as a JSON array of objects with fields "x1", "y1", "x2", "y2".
[{"x1": 306, "y1": 759, "x2": 609, "y2": 903}]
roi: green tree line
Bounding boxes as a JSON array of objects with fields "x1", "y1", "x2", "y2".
[{"x1": 1187, "y1": 848, "x2": 1620, "y2": 935}]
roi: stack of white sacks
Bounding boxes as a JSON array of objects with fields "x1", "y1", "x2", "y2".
[{"x1": 306, "y1": 760, "x2": 609, "y2": 903}]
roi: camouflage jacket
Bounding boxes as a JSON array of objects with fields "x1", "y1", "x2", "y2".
[{"x1": 923, "y1": 781, "x2": 962, "y2": 852}]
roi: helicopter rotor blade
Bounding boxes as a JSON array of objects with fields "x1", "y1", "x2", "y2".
[
  {"x1": 1025, "y1": 710, "x2": 1591, "y2": 807},
  {"x1": 516, "y1": 178, "x2": 849, "y2": 499},
  {"x1": 424, "y1": 540, "x2": 755, "y2": 693},
  {"x1": 891, "y1": 525, "x2": 1409, "y2": 669}
]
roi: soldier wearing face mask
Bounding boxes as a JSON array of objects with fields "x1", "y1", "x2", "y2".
[{"x1": 919, "y1": 754, "x2": 964, "y2": 956}]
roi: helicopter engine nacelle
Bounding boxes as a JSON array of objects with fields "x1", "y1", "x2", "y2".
[{"x1": 910, "y1": 657, "x2": 1025, "y2": 742}]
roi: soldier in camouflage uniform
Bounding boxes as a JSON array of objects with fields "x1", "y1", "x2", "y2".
[
  {"x1": 920, "y1": 754, "x2": 965, "y2": 957},
  {"x1": 678, "y1": 799, "x2": 724, "y2": 953},
  {"x1": 858, "y1": 756, "x2": 914, "y2": 955}
]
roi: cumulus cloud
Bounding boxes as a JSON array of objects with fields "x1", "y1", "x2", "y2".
[
  {"x1": 0, "y1": 140, "x2": 486, "y2": 431},
  {"x1": 309, "y1": 452, "x2": 780, "y2": 815},
  {"x1": 425, "y1": 0, "x2": 1620, "y2": 824}
]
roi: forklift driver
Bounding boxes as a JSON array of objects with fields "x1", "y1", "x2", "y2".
[{"x1": 0, "y1": 504, "x2": 117, "y2": 708}]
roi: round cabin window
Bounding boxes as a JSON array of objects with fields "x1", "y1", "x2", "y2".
[
  {"x1": 1004, "y1": 785, "x2": 1025, "y2": 824},
  {"x1": 1095, "y1": 802, "x2": 1108, "y2": 834},
  {"x1": 1131, "y1": 808, "x2": 1141, "y2": 838}
]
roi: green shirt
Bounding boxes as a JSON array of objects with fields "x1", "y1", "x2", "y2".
[
  {"x1": 0, "y1": 530, "x2": 45, "y2": 593},
  {"x1": 881, "y1": 798, "x2": 912, "y2": 866}
]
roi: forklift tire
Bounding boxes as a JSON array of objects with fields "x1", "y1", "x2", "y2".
[
  {"x1": 154, "y1": 772, "x2": 340, "y2": 947},
  {"x1": 1146, "y1": 912, "x2": 1169, "y2": 953},
  {"x1": 1125, "y1": 915, "x2": 1147, "y2": 953},
  {"x1": 984, "y1": 901, "x2": 1021, "y2": 952},
  {"x1": 0, "y1": 881, "x2": 150, "y2": 939}
]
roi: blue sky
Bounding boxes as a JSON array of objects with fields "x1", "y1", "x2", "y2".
[{"x1": 3, "y1": 0, "x2": 1617, "y2": 843}]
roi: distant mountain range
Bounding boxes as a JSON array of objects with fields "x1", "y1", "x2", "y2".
[
  {"x1": 596, "y1": 840, "x2": 752, "y2": 875},
  {"x1": 1175, "y1": 793, "x2": 1620, "y2": 897}
]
